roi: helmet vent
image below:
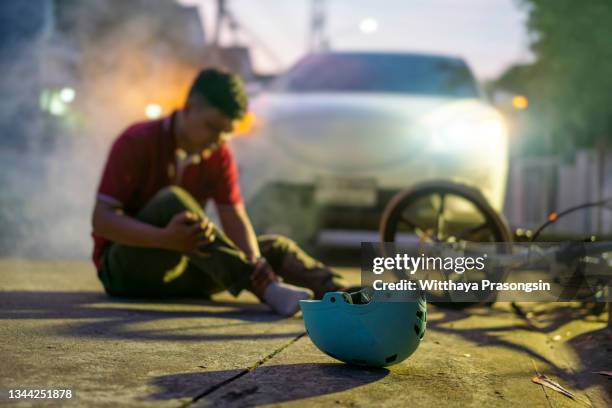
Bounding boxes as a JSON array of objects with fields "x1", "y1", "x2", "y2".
[
  {"x1": 385, "y1": 354, "x2": 397, "y2": 363},
  {"x1": 330, "y1": 297, "x2": 336, "y2": 303},
  {"x1": 414, "y1": 324, "x2": 425, "y2": 339},
  {"x1": 416, "y1": 310, "x2": 427, "y2": 322},
  {"x1": 414, "y1": 323, "x2": 425, "y2": 340}
]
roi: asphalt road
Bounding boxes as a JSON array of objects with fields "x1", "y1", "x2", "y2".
[{"x1": 0, "y1": 259, "x2": 609, "y2": 407}]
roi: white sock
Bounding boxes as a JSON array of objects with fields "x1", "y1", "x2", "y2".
[{"x1": 263, "y1": 281, "x2": 313, "y2": 316}]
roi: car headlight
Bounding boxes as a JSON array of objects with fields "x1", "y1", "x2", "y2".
[{"x1": 432, "y1": 117, "x2": 507, "y2": 151}]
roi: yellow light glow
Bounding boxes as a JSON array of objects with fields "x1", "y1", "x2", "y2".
[
  {"x1": 145, "y1": 103, "x2": 162, "y2": 119},
  {"x1": 512, "y1": 95, "x2": 528, "y2": 110},
  {"x1": 232, "y1": 111, "x2": 258, "y2": 136}
]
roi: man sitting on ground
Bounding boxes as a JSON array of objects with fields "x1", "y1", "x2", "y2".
[{"x1": 91, "y1": 68, "x2": 342, "y2": 316}]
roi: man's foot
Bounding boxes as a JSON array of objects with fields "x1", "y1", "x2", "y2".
[
  {"x1": 250, "y1": 258, "x2": 313, "y2": 316},
  {"x1": 263, "y1": 281, "x2": 313, "y2": 316}
]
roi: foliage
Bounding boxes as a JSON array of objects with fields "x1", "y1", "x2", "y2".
[{"x1": 496, "y1": 0, "x2": 612, "y2": 151}]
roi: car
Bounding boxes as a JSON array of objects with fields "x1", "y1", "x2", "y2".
[{"x1": 230, "y1": 51, "x2": 509, "y2": 247}]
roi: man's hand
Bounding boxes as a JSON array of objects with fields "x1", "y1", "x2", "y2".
[{"x1": 160, "y1": 211, "x2": 215, "y2": 253}]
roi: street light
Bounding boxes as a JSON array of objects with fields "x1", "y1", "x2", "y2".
[
  {"x1": 359, "y1": 18, "x2": 378, "y2": 34},
  {"x1": 145, "y1": 103, "x2": 162, "y2": 119},
  {"x1": 59, "y1": 87, "x2": 76, "y2": 103}
]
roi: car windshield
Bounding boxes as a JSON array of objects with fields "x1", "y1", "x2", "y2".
[{"x1": 272, "y1": 53, "x2": 479, "y2": 98}]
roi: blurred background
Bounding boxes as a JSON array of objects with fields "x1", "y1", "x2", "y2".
[{"x1": 0, "y1": 0, "x2": 610, "y2": 259}]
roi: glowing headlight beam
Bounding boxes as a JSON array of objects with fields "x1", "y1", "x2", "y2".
[{"x1": 433, "y1": 118, "x2": 507, "y2": 151}]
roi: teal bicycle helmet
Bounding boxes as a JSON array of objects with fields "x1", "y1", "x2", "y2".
[{"x1": 300, "y1": 289, "x2": 426, "y2": 367}]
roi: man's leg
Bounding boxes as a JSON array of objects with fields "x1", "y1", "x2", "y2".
[
  {"x1": 258, "y1": 235, "x2": 344, "y2": 299},
  {"x1": 101, "y1": 186, "x2": 252, "y2": 298}
]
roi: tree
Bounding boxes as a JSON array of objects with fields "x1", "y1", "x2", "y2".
[{"x1": 496, "y1": 0, "x2": 612, "y2": 152}]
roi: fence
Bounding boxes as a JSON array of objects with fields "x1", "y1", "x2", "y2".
[{"x1": 505, "y1": 149, "x2": 612, "y2": 235}]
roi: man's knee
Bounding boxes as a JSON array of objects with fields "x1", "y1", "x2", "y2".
[
  {"x1": 138, "y1": 185, "x2": 205, "y2": 226},
  {"x1": 152, "y1": 186, "x2": 202, "y2": 212},
  {"x1": 258, "y1": 234, "x2": 298, "y2": 254},
  {"x1": 258, "y1": 234, "x2": 309, "y2": 269}
]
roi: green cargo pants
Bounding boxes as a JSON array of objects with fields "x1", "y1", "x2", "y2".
[{"x1": 99, "y1": 186, "x2": 341, "y2": 299}]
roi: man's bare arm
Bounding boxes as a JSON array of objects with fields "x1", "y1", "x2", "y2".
[
  {"x1": 216, "y1": 203, "x2": 261, "y2": 262},
  {"x1": 92, "y1": 200, "x2": 212, "y2": 252}
]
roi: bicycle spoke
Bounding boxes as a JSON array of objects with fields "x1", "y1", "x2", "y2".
[
  {"x1": 398, "y1": 215, "x2": 431, "y2": 241},
  {"x1": 398, "y1": 215, "x2": 418, "y2": 229},
  {"x1": 455, "y1": 222, "x2": 490, "y2": 240},
  {"x1": 433, "y1": 193, "x2": 446, "y2": 241}
]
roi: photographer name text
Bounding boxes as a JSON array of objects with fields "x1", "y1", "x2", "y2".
[{"x1": 372, "y1": 279, "x2": 551, "y2": 293}]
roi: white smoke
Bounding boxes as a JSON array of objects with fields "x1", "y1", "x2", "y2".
[{"x1": 0, "y1": 0, "x2": 204, "y2": 258}]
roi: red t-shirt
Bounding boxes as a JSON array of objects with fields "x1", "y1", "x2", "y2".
[{"x1": 92, "y1": 112, "x2": 243, "y2": 270}]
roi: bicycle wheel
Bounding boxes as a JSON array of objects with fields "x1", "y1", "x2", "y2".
[{"x1": 379, "y1": 180, "x2": 512, "y2": 306}]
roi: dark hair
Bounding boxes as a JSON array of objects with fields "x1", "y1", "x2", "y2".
[{"x1": 187, "y1": 68, "x2": 248, "y2": 120}]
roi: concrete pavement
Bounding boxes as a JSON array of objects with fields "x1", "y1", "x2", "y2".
[{"x1": 0, "y1": 259, "x2": 609, "y2": 407}]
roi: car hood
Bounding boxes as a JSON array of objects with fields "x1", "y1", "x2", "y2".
[{"x1": 248, "y1": 92, "x2": 488, "y2": 171}]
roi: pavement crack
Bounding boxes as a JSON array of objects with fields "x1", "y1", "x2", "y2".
[
  {"x1": 185, "y1": 331, "x2": 306, "y2": 406},
  {"x1": 246, "y1": 331, "x2": 307, "y2": 371}
]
